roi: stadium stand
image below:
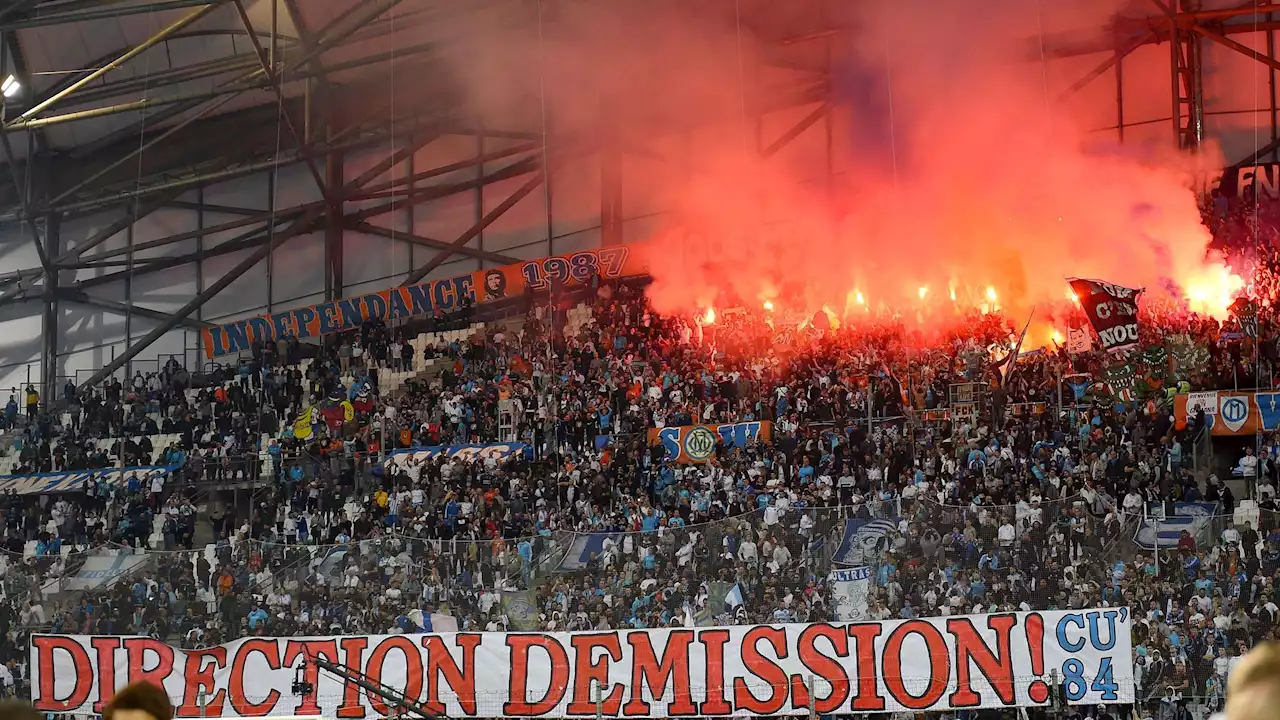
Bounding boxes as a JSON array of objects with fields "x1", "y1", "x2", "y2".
[{"x1": 2, "y1": 149, "x2": 1280, "y2": 720}]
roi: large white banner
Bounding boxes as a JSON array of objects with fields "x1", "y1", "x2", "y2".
[
  {"x1": 828, "y1": 567, "x2": 871, "y2": 621},
  {"x1": 31, "y1": 611, "x2": 1135, "y2": 718}
]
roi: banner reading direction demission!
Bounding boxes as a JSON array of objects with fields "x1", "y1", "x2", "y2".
[{"x1": 31, "y1": 611, "x2": 1134, "y2": 717}]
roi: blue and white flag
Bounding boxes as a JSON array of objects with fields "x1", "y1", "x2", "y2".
[
  {"x1": 0, "y1": 465, "x2": 179, "y2": 496},
  {"x1": 1132, "y1": 502, "x2": 1220, "y2": 550},
  {"x1": 554, "y1": 533, "x2": 619, "y2": 572},
  {"x1": 385, "y1": 443, "x2": 533, "y2": 469},
  {"x1": 828, "y1": 567, "x2": 872, "y2": 621},
  {"x1": 725, "y1": 583, "x2": 745, "y2": 609},
  {"x1": 831, "y1": 518, "x2": 899, "y2": 566}
]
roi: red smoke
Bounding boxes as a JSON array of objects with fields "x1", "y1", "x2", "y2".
[
  {"x1": 430, "y1": 0, "x2": 1240, "y2": 332},
  {"x1": 633, "y1": 0, "x2": 1236, "y2": 329}
]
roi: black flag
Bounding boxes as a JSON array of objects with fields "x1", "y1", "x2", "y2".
[{"x1": 1066, "y1": 278, "x2": 1142, "y2": 353}]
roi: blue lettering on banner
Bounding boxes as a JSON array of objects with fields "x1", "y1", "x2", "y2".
[
  {"x1": 337, "y1": 298, "x2": 364, "y2": 329},
  {"x1": 317, "y1": 303, "x2": 341, "y2": 335},
  {"x1": 827, "y1": 566, "x2": 871, "y2": 583},
  {"x1": 224, "y1": 321, "x2": 251, "y2": 355},
  {"x1": 715, "y1": 421, "x2": 763, "y2": 448},
  {"x1": 1257, "y1": 392, "x2": 1280, "y2": 431},
  {"x1": 1053, "y1": 609, "x2": 1129, "y2": 702},
  {"x1": 655, "y1": 421, "x2": 770, "y2": 462},
  {"x1": 292, "y1": 306, "x2": 317, "y2": 338}
]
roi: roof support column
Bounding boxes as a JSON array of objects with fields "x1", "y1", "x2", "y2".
[
  {"x1": 41, "y1": 212, "x2": 60, "y2": 403},
  {"x1": 325, "y1": 101, "x2": 344, "y2": 302}
]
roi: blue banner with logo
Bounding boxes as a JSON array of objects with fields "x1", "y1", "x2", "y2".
[
  {"x1": 647, "y1": 421, "x2": 772, "y2": 464},
  {"x1": 0, "y1": 465, "x2": 179, "y2": 496}
]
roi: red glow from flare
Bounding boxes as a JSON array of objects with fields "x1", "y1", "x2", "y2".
[{"x1": 702, "y1": 307, "x2": 716, "y2": 324}]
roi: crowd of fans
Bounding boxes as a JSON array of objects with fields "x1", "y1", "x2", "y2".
[{"x1": 0, "y1": 193, "x2": 1279, "y2": 720}]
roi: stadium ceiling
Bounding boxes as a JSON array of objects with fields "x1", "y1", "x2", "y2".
[
  {"x1": 0, "y1": 0, "x2": 1276, "y2": 396},
  {"x1": 0, "y1": 0, "x2": 839, "y2": 395}
]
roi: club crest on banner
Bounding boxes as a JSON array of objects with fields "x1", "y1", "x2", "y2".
[
  {"x1": 682, "y1": 426, "x2": 717, "y2": 461},
  {"x1": 1219, "y1": 395, "x2": 1250, "y2": 433}
]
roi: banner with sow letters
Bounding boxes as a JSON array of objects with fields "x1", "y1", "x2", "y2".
[{"x1": 32, "y1": 611, "x2": 1134, "y2": 717}]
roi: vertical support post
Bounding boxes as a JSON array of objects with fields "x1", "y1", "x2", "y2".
[
  {"x1": 1270, "y1": 11, "x2": 1279, "y2": 161},
  {"x1": 1170, "y1": 7, "x2": 1182, "y2": 148},
  {"x1": 1115, "y1": 46, "x2": 1126, "y2": 142},
  {"x1": 476, "y1": 124, "x2": 486, "y2": 269},
  {"x1": 266, "y1": 169, "x2": 275, "y2": 312},
  {"x1": 125, "y1": 220, "x2": 134, "y2": 380},
  {"x1": 324, "y1": 102, "x2": 344, "y2": 302},
  {"x1": 405, "y1": 150, "x2": 416, "y2": 296},
  {"x1": 600, "y1": 101, "x2": 622, "y2": 247},
  {"x1": 41, "y1": 213, "x2": 60, "y2": 404},
  {"x1": 195, "y1": 186, "x2": 205, "y2": 364}
]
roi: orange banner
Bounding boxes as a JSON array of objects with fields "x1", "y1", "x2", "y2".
[
  {"x1": 647, "y1": 421, "x2": 772, "y2": 463},
  {"x1": 1173, "y1": 390, "x2": 1280, "y2": 436}
]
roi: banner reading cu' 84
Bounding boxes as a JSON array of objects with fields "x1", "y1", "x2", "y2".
[{"x1": 31, "y1": 610, "x2": 1134, "y2": 717}]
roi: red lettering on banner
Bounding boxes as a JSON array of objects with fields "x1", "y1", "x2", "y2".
[
  {"x1": 124, "y1": 638, "x2": 175, "y2": 691},
  {"x1": 847, "y1": 623, "x2": 886, "y2": 711},
  {"x1": 365, "y1": 637, "x2": 423, "y2": 716},
  {"x1": 797, "y1": 624, "x2": 851, "y2": 713},
  {"x1": 732, "y1": 626, "x2": 789, "y2": 715},
  {"x1": 881, "y1": 620, "x2": 950, "y2": 710},
  {"x1": 89, "y1": 637, "x2": 121, "y2": 713},
  {"x1": 282, "y1": 640, "x2": 340, "y2": 716},
  {"x1": 337, "y1": 637, "x2": 369, "y2": 718},
  {"x1": 504, "y1": 635, "x2": 570, "y2": 716},
  {"x1": 623, "y1": 630, "x2": 697, "y2": 716},
  {"x1": 697, "y1": 629, "x2": 732, "y2": 716},
  {"x1": 176, "y1": 647, "x2": 227, "y2": 717},
  {"x1": 33, "y1": 636, "x2": 93, "y2": 712},
  {"x1": 567, "y1": 634, "x2": 624, "y2": 716},
  {"x1": 948, "y1": 615, "x2": 1018, "y2": 706},
  {"x1": 227, "y1": 639, "x2": 282, "y2": 717},
  {"x1": 422, "y1": 635, "x2": 480, "y2": 715},
  {"x1": 1023, "y1": 613, "x2": 1051, "y2": 704}
]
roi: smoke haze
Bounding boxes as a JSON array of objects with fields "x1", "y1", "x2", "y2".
[{"x1": 434, "y1": 0, "x2": 1231, "y2": 326}]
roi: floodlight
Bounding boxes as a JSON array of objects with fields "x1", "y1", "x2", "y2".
[{"x1": 1, "y1": 75, "x2": 19, "y2": 99}]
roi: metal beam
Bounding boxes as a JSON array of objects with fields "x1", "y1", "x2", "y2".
[
  {"x1": 345, "y1": 156, "x2": 541, "y2": 223},
  {"x1": 231, "y1": 0, "x2": 329, "y2": 201},
  {"x1": 352, "y1": 140, "x2": 539, "y2": 198},
  {"x1": 402, "y1": 170, "x2": 545, "y2": 285},
  {"x1": 73, "y1": 203, "x2": 317, "y2": 265},
  {"x1": 760, "y1": 102, "x2": 830, "y2": 159},
  {"x1": 12, "y1": 1, "x2": 232, "y2": 126},
  {"x1": 0, "y1": 0, "x2": 217, "y2": 30},
  {"x1": 1058, "y1": 31, "x2": 1157, "y2": 100},
  {"x1": 1192, "y1": 22, "x2": 1280, "y2": 73},
  {"x1": 349, "y1": 220, "x2": 521, "y2": 265},
  {"x1": 76, "y1": 203, "x2": 326, "y2": 390},
  {"x1": 57, "y1": 290, "x2": 215, "y2": 331},
  {"x1": 53, "y1": 188, "x2": 186, "y2": 265},
  {"x1": 44, "y1": 0, "x2": 411, "y2": 208}
]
